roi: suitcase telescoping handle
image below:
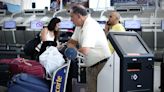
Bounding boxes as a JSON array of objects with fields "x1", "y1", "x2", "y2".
[{"x1": 13, "y1": 58, "x2": 32, "y2": 66}]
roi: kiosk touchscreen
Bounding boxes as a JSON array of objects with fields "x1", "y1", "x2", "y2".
[
  {"x1": 97, "y1": 32, "x2": 154, "y2": 92},
  {"x1": 110, "y1": 32, "x2": 149, "y2": 55}
]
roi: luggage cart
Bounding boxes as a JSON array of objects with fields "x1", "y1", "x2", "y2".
[{"x1": 50, "y1": 47, "x2": 86, "y2": 92}]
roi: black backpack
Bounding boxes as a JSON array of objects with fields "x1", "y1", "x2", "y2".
[{"x1": 23, "y1": 33, "x2": 41, "y2": 59}]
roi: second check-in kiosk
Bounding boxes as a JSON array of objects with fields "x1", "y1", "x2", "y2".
[{"x1": 97, "y1": 32, "x2": 154, "y2": 92}]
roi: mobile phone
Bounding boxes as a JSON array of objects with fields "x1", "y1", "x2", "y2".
[{"x1": 106, "y1": 21, "x2": 110, "y2": 26}]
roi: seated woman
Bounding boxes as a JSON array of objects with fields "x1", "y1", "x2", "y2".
[{"x1": 36, "y1": 17, "x2": 61, "y2": 56}]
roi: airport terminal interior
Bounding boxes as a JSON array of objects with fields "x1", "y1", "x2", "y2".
[{"x1": 0, "y1": 0, "x2": 164, "y2": 92}]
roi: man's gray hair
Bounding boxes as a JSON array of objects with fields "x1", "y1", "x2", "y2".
[{"x1": 69, "y1": 5, "x2": 88, "y2": 16}]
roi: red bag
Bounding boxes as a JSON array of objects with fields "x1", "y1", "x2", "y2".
[{"x1": 0, "y1": 58, "x2": 45, "y2": 78}]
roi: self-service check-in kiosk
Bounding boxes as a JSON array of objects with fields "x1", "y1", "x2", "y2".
[{"x1": 97, "y1": 32, "x2": 154, "y2": 92}]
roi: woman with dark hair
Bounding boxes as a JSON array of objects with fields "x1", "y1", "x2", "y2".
[
  {"x1": 36, "y1": 17, "x2": 61, "y2": 55},
  {"x1": 41, "y1": 17, "x2": 61, "y2": 42}
]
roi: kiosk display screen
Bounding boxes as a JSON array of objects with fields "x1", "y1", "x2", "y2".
[
  {"x1": 124, "y1": 20, "x2": 141, "y2": 29},
  {"x1": 3, "y1": 21, "x2": 16, "y2": 29},
  {"x1": 59, "y1": 20, "x2": 74, "y2": 29},
  {"x1": 114, "y1": 34, "x2": 148, "y2": 54},
  {"x1": 30, "y1": 20, "x2": 44, "y2": 30},
  {"x1": 161, "y1": 20, "x2": 164, "y2": 30},
  {"x1": 97, "y1": 21, "x2": 106, "y2": 29}
]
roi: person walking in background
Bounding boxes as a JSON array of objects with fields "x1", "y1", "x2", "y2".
[{"x1": 50, "y1": 0, "x2": 60, "y2": 11}]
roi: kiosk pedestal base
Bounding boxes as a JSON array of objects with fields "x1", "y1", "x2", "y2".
[
  {"x1": 161, "y1": 63, "x2": 164, "y2": 92},
  {"x1": 97, "y1": 52, "x2": 120, "y2": 92}
]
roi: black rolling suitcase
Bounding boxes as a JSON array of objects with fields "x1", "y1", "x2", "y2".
[{"x1": 0, "y1": 63, "x2": 11, "y2": 86}]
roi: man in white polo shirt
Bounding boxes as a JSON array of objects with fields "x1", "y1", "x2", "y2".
[{"x1": 67, "y1": 4, "x2": 111, "y2": 92}]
